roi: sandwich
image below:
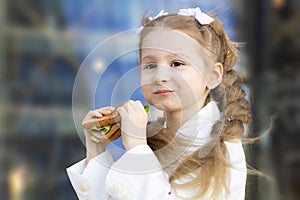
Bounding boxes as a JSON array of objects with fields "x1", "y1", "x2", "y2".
[
  {"x1": 82, "y1": 111, "x2": 121, "y2": 143},
  {"x1": 82, "y1": 104, "x2": 150, "y2": 143}
]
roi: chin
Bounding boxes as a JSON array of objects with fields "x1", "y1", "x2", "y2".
[{"x1": 151, "y1": 101, "x2": 181, "y2": 112}]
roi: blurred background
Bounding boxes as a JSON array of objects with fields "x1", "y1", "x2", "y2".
[{"x1": 0, "y1": 0, "x2": 299, "y2": 199}]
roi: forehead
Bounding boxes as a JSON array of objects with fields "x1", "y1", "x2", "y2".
[{"x1": 141, "y1": 28, "x2": 205, "y2": 56}]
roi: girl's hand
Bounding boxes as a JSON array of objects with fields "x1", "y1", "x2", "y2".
[
  {"x1": 82, "y1": 106, "x2": 115, "y2": 163},
  {"x1": 116, "y1": 100, "x2": 148, "y2": 151}
]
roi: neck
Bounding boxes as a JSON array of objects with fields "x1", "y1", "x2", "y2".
[{"x1": 165, "y1": 100, "x2": 207, "y2": 134}]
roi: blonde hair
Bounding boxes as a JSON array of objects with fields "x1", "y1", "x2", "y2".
[{"x1": 140, "y1": 13, "x2": 251, "y2": 199}]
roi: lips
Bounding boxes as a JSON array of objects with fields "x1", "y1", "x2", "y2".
[{"x1": 153, "y1": 89, "x2": 174, "y2": 95}]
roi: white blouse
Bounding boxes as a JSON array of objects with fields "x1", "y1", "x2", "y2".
[{"x1": 66, "y1": 102, "x2": 247, "y2": 200}]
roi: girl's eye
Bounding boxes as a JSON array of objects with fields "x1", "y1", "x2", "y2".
[
  {"x1": 145, "y1": 63, "x2": 157, "y2": 69},
  {"x1": 171, "y1": 61, "x2": 184, "y2": 67}
]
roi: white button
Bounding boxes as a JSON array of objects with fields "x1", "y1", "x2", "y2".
[
  {"x1": 80, "y1": 182, "x2": 88, "y2": 192},
  {"x1": 111, "y1": 184, "x2": 121, "y2": 194},
  {"x1": 122, "y1": 194, "x2": 130, "y2": 200}
]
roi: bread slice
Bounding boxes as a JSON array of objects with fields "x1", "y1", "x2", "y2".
[{"x1": 104, "y1": 124, "x2": 121, "y2": 142}]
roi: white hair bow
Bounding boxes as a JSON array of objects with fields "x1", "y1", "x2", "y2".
[
  {"x1": 136, "y1": 10, "x2": 168, "y2": 34},
  {"x1": 178, "y1": 7, "x2": 214, "y2": 25},
  {"x1": 136, "y1": 7, "x2": 214, "y2": 35},
  {"x1": 148, "y1": 10, "x2": 168, "y2": 21}
]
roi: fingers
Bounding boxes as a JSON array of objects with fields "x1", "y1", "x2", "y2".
[
  {"x1": 136, "y1": 100, "x2": 145, "y2": 111},
  {"x1": 116, "y1": 106, "x2": 127, "y2": 118},
  {"x1": 84, "y1": 106, "x2": 115, "y2": 121},
  {"x1": 97, "y1": 106, "x2": 115, "y2": 113},
  {"x1": 87, "y1": 110, "x2": 103, "y2": 118},
  {"x1": 123, "y1": 100, "x2": 136, "y2": 113},
  {"x1": 116, "y1": 100, "x2": 148, "y2": 132},
  {"x1": 84, "y1": 101, "x2": 144, "y2": 122},
  {"x1": 94, "y1": 106, "x2": 115, "y2": 116}
]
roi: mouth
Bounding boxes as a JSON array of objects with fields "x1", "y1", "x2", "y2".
[{"x1": 153, "y1": 89, "x2": 174, "y2": 96}]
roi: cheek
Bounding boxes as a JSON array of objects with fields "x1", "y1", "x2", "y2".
[
  {"x1": 141, "y1": 85, "x2": 153, "y2": 102},
  {"x1": 178, "y1": 70, "x2": 208, "y2": 95},
  {"x1": 177, "y1": 68, "x2": 205, "y2": 85},
  {"x1": 140, "y1": 71, "x2": 152, "y2": 86},
  {"x1": 191, "y1": 75, "x2": 207, "y2": 94}
]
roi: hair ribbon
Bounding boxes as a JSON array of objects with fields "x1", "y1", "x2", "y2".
[
  {"x1": 178, "y1": 7, "x2": 214, "y2": 25},
  {"x1": 136, "y1": 7, "x2": 214, "y2": 34}
]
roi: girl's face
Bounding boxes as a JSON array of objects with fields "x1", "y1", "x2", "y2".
[{"x1": 140, "y1": 29, "x2": 219, "y2": 112}]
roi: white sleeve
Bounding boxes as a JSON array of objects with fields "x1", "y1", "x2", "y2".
[
  {"x1": 66, "y1": 150, "x2": 114, "y2": 200},
  {"x1": 105, "y1": 145, "x2": 174, "y2": 200},
  {"x1": 225, "y1": 140, "x2": 247, "y2": 200}
]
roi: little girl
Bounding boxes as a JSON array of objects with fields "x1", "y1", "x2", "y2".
[{"x1": 67, "y1": 7, "x2": 250, "y2": 200}]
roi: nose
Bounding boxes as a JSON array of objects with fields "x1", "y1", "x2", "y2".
[{"x1": 152, "y1": 65, "x2": 170, "y2": 84}]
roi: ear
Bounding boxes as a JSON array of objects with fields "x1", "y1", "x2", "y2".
[{"x1": 207, "y1": 62, "x2": 223, "y2": 89}]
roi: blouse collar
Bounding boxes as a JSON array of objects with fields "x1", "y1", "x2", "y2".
[
  {"x1": 176, "y1": 101, "x2": 221, "y2": 152},
  {"x1": 179, "y1": 101, "x2": 220, "y2": 131}
]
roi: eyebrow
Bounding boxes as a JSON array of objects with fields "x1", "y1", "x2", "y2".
[
  {"x1": 140, "y1": 55, "x2": 156, "y2": 63},
  {"x1": 169, "y1": 53, "x2": 191, "y2": 60},
  {"x1": 140, "y1": 53, "x2": 192, "y2": 63}
]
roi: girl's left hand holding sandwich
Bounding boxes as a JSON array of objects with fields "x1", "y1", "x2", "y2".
[{"x1": 82, "y1": 106, "x2": 115, "y2": 163}]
